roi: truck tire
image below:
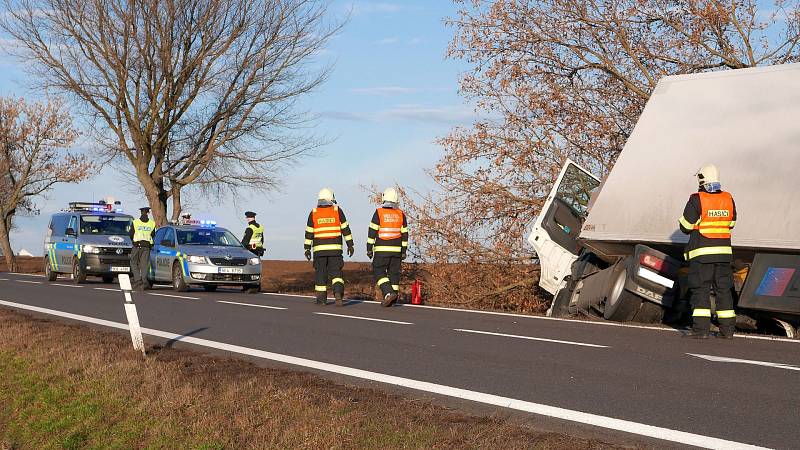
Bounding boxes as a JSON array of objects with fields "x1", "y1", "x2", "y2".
[
  {"x1": 632, "y1": 300, "x2": 664, "y2": 323},
  {"x1": 45, "y1": 259, "x2": 58, "y2": 281},
  {"x1": 603, "y1": 263, "x2": 641, "y2": 322},
  {"x1": 72, "y1": 259, "x2": 87, "y2": 284},
  {"x1": 172, "y1": 263, "x2": 189, "y2": 292}
]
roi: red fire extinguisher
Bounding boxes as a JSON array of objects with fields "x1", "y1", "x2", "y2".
[{"x1": 411, "y1": 279, "x2": 422, "y2": 305}]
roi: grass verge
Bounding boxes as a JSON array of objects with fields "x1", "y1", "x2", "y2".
[{"x1": 0, "y1": 308, "x2": 623, "y2": 449}]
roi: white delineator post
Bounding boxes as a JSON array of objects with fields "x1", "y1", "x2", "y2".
[{"x1": 118, "y1": 274, "x2": 145, "y2": 355}]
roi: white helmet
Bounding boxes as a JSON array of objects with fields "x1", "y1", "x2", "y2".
[
  {"x1": 318, "y1": 187, "x2": 335, "y2": 204},
  {"x1": 696, "y1": 164, "x2": 721, "y2": 191},
  {"x1": 382, "y1": 187, "x2": 399, "y2": 204}
]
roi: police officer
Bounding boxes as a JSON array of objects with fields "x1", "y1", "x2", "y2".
[
  {"x1": 304, "y1": 188, "x2": 354, "y2": 306},
  {"x1": 129, "y1": 207, "x2": 156, "y2": 291},
  {"x1": 679, "y1": 164, "x2": 737, "y2": 339},
  {"x1": 241, "y1": 211, "x2": 265, "y2": 257},
  {"x1": 367, "y1": 187, "x2": 408, "y2": 307}
]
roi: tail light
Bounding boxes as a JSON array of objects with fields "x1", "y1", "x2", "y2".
[{"x1": 639, "y1": 254, "x2": 677, "y2": 277}]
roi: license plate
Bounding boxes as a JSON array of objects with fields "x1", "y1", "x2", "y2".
[
  {"x1": 219, "y1": 267, "x2": 243, "y2": 274},
  {"x1": 111, "y1": 266, "x2": 130, "y2": 272}
]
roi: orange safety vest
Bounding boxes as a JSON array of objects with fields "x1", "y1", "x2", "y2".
[
  {"x1": 377, "y1": 208, "x2": 404, "y2": 240},
  {"x1": 312, "y1": 206, "x2": 342, "y2": 239},
  {"x1": 696, "y1": 191, "x2": 734, "y2": 239}
]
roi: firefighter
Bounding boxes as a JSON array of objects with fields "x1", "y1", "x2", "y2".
[
  {"x1": 304, "y1": 188, "x2": 354, "y2": 306},
  {"x1": 366, "y1": 187, "x2": 408, "y2": 307},
  {"x1": 679, "y1": 164, "x2": 737, "y2": 339},
  {"x1": 129, "y1": 207, "x2": 156, "y2": 291},
  {"x1": 241, "y1": 211, "x2": 265, "y2": 257}
]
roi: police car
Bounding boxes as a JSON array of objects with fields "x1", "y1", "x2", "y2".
[
  {"x1": 44, "y1": 201, "x2": 133, "y2": 283},
  {"x1": 147, "y1": 220, "x2": 261, "y2": 292}
]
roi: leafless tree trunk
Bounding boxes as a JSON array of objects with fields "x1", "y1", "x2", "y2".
[{"x1": 3, "y1": 0, "x2": 339, "y2": 224}]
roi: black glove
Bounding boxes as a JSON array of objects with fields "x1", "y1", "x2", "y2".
[
  {"x1": 347, "y1": 245, "x2": 354, "y2": 257},
  {"x1": 366, "y1": 250, "x2": 373, "y2": 259},
  {"x1": 304, "y1": 249, "x2": 311, "y2": 261},
  {"x1": 401, "y1": 251, "x2": 407, "y2": 260}
]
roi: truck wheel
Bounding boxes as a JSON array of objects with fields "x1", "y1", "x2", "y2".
[
  {"x1": 603, "y1": 263, "x2": 641, "y2": 322},
  {"x1": 203, "y1": 284, "x2": 218, "y2": 292},
  {"x1": 45, "y1": 259, "x2": 58, "y2": 281},
  {"x1": 172, "y1": 263, "x2": 189, "y2": 292},
  {"x1": 632, "y1": 300, "x2": 664, "y2": 323},
  {"x1": 72, "y1": 259, "x2": 87, "y2": 284},
  {"x1": 102, "y1": 275, "x2": 114, "y2": 283}
]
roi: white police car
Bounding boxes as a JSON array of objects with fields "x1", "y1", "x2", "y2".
[{"x1": 147, "y1": 220, "x2": 262, "y2": 292}]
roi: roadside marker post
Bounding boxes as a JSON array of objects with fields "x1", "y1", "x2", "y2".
[{"x1": 118, "y1": 274, "x2": 145, "y2": 355}]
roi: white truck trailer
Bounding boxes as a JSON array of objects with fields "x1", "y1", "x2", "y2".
[{"x1": 528, "y1": 63, "x2": 800, "y2": 337}]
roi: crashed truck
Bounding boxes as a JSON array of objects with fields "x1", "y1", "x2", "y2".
[{"x1": 527, "y1": 63, "x2": 800, "y2": 338}]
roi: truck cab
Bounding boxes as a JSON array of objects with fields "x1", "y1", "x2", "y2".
[{"x1": 44, "y1": 201, "x2": 133, "y2": 283}]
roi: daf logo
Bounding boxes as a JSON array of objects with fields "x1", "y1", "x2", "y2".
[{"x1": 116, "y1": 248, "x2": 124, "y2": 255}]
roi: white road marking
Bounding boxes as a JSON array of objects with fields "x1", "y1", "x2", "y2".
[
  {"x1": 688, "y1": 353, "x2": 800, "y2": 372},
  {"x1": 0, "y1": 278, "x2": 9, "y2": 281},
  {"x1": 217, "y1": 301, "x2": 287, "y2": 310},
  {"x1": 313, "y1": 312, "x2": 412, "y2": 325},
  {"x1": 16, "y1": 280, "x2": 42, "y2": 285},
  {"x1": 52, "y1": 283, "x2": 83, "y2": 288},
  {"x1": 10, "y1": 273, "x2": 45, "y2": 277},
  {"x1": 0, "y1": 298, "x2": 769, "y2": 450},
  {"x1": 260, "y1": 292, "x2": 799, "y2": 344},
  {"x1": 94, "y1": 288, "x2": 121, "y2": 292},
  {"x1": 454, "y1": 329, "x2": 609, "y2": 348},
  {"x1": 147, "y1": 293, "x2": 199, "y2": 300}
]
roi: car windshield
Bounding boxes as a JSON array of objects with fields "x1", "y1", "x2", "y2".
[
  {"x1": 177, "y1": 229, "x2": 241, "y2": 247},
  {"x1": 79, "y1": 215, "x2": 133, "y2": 235}
]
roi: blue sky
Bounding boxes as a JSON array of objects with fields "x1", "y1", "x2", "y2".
[{"x1": 0, "y1": 1, "x2": 474, "y2": 260}]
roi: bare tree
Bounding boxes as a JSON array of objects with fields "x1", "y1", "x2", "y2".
[
  {"x1": 0, "y1": 97, "x2": 89, "y2": 271},
  {"x1": 407, "y1": 0, "x2": 800, "y2": 312},
  {"x1": 2, "y1": 0, "x2": 339, "y2": 224}
]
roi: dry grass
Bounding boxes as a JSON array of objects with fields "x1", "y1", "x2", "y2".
[{"x1": 0, "y1": 308, "x2": 622, "y2": 449}]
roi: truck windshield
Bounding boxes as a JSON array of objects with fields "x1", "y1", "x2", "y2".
[
  {"x1": 177, "y1": 229, "x2": 241, "y2": 247},
  {"x1": 79, "y1": 215, "x2": 133, "y2": 235},
  {"x1": 556, "y1": 164, "x2": 601, "y2": 218}
]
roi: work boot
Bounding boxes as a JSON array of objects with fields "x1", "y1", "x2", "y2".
[
  {"x1": 381, "y1": 292, "x2": 398, "y2": 307},
  {"x1": 335, "y1": 292, "x2": 343, "y2": 307},
  {"x1": 682, "y1": 330, "x2": 710, "y2": 339}
]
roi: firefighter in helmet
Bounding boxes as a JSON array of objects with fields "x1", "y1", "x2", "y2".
[
  {"x1": 367, "y1": 187, "x2": 408, "y2": 307},
  {"x1": 304, "y1": 188, "x2": 354, "y2": 306}
]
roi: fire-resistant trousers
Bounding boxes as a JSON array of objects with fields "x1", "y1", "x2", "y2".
[
  {"x1": 373, "y1": 254, "x2": 401, "y2": 299},
  {"x1": 688, "y1": 261, "x2": 736, "y2": 334},
  {"x1": 130, "y1": 245, "x2": 151, "y2": 290},
  {"x1": 313, "y1": 255, "x2": 344, "y2": 302}
]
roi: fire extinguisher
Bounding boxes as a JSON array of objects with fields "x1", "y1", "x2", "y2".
[{"x1": 411, "y1": 279, "x2": 422, "y2": 305}]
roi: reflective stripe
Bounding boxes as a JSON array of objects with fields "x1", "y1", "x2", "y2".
[
  {"x1": 315, "y1": 285, "x2": 327, "y2": 292},
  {"x1": 304, "y1": 239, "x2": 313, "y2": 245},
  {"x1": 315, "y1": 226, "x2": 341, "y2": 232},
  {"x1": 400, "y1": 227, "x2": 408, "y2": 233},
  {"x1": 717, "y1": 310, "x2": 736, "y2": 319},
  {"x1": 679, "y1": 216, "x2": 697, "y2": 230},
  {"x1": 306, "y1": 226, "x2": 315, "y2": 233},
  {"x1": 374, "y1": 246, "x2": 402, "y2": 253},
  {"x1": 366, "y1": 238, "x2": 376, "y2": 244},
  {"x1": 401, "y1": 241, "x2": 408, "y2": 247},
  {"x1": 699, "y1": 221, "x2": 732, "y2": 227},
  {"x1": 340, "y1": 221, "x2": 349, "y2": 229},
  {"x1": 313, "y1": 244, "x2": 343, "y2": 252},
  {"x1": 315, "y1": 232, "x2": 342, "y2": 238},
  {"x1": 685, "y1": 246, "x2": 733, "y2": 260},
  {"x1": 369, "y1": 222, "x2": 380, "y2": 230},
  {"x1": 693, "y1": 308, "x2": 712, "y2": 317},
  {"x1": 391, "y1": 285, "x2": 399, "y2": 291},
  {"x1": 377, "y1": 277, "x2": 390, "y2": 286},
  {"x1": 332, "y1": 278, "x2": 344, "y2": 285},
  {"x1": 345, "y1": 235, "x2": 353, "y2": 241},
  {"x1": 699, "y1": 228, "x2": 732, "y2": 235},
  {"x1": 729, "y1": 220, "x2": 736, "y2": 228}
]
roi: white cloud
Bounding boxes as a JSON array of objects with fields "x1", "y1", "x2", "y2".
[
  {"x1": 321, "y1": 104, "x2": 477, "y2": 126},
  {"x1": 373, "y1": 37, "x2": 399, "y2": 45}
]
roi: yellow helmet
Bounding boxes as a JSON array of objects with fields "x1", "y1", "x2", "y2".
[
  {"x1": 382, "y1": 187, "x2": 399, "y2": 204},
  {"x1": 318, "y1": 187, "x2": 335, "y2": 203}
]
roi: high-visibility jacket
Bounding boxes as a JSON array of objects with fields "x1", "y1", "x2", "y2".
[
  {"x1": 367, "y1": 207, "x2": 408, "y2": 255},
  {"x1": 247, "y1": 223, "x2": 264, "y2": 249},
  {"x1": 678, "y1": 191, "x2": 736, "y2": 262},
  {"x1": 132, "y1": 218, "x2": 156, "y2": 244},
  {"x1": 304, "y1": 205, "x2": 354, "y2": 257}
]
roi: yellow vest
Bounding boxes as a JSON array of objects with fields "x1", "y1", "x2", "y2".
[
  {"x1": 133, "y1": 218, "x2": 156, "y2": 244},
  {"x1": 248, "y1": 224, "x2": 264, "y2": 248}
]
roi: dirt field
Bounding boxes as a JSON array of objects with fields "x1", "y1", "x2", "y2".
[{"x1": 0, "y1": 307, "x2": 621, "y2": 449}]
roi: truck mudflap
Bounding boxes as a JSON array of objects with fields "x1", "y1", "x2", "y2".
[{"x1": 738, "y1": 253, "x2": 800, "y2": 316}]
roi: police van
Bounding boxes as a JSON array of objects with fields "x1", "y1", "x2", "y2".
[
  {"x1": 147, "y1": 220, "x2": 261, "y2": 292},
  {"x1": 43, "y1": 201, "x2": 134, "y2": 283}
]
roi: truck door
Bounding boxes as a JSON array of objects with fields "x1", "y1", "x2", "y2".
[{"x1": 527, "y1": 160, "x2": 601, "y2": 295}]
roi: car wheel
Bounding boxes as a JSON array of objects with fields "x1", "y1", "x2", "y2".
[
  {"x1": 245, "y1": 285, "x2": 261, "y2": 294},
  {"x1": 45, "y1": 259, "x2": 58, "y2": 281},
  {"x1": 72, "y1": 259, "x2": 87, "y2": 284},
  {"x1": 172, "y1": 263, "x2": 189, "y2": 292},
  {"x1": 203, "y1": 284, "x2": 218, "y2": 292},
  {"x1": 102, "y1": 275, "x2": 114, "y2": 284}
]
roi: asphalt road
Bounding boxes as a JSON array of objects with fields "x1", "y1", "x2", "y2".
[{"x1": 1, "y1": 272, "x2": 798, "y2": 449}]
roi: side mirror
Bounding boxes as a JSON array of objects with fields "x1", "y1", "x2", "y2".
[
  {"x1": 65, "y1": 228, "x2": 77, "y2": 236},
  {"x1": 160, "y1": 239, "x2": 175, "y2": 247}
]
